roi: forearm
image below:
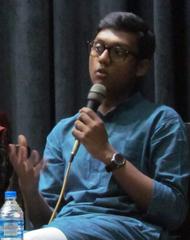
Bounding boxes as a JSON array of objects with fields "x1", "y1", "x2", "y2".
[
  {"x1": 112, "y1": 160, "x2": 153, "y2": 211},
  {"x1": 21, "y1": 188, "x2": 52, "y2": 228},
  {"x1": 100, "y1": 147, "x2": 153, "y2": 211}
]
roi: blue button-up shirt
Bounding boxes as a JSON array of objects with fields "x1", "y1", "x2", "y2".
[{"x1": 40, "y1": 93, "x2": 190, "y2": 240}]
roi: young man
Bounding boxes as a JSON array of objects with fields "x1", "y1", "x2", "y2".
[{"x1": 9, "y1": 12, "x2": 190, "y2": 240}]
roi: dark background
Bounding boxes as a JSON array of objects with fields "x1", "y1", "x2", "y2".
[{"x1": 0, "y1": 0, "x2": 189, "y2": 154}]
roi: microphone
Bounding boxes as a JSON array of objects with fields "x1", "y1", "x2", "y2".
[{"x1": 70, "y1": 83, "x2": 107, "y2": 159}]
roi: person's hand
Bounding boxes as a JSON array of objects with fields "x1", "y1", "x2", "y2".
[
  {"x1": 72, "y1": 107, "x2": 115, "y2": 163},
  {"x1": 9, "y1": 135, "x2": 44, "y2": 193}
]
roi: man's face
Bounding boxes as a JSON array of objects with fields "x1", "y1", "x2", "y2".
[{"x1": 89, "y1": 29, "x2": 147, "y2": 97}]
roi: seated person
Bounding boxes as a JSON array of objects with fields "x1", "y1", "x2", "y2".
[{"x1": 9, "y1": 11, "x2": 190, "y2": 240}]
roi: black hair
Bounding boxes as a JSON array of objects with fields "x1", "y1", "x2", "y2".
[{"x1": 97, "y1": 12, "x2": 155, "y2": 60}]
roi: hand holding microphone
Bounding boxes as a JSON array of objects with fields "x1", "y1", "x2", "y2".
[{"x1": 71, "y1": 83, "x2": 107, "y2": 158}]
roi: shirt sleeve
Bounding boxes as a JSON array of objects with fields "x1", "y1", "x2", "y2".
[
  {"x1": 39, "y1": 121, "x2": 66, "y2": 208},
  {"x1": 145, "y1": 111, "x2": 190, "y2": 230}
]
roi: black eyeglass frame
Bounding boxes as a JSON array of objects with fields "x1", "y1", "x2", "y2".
[{"x1": 87, "y1": 40, "x2": 138, "y2": 62}]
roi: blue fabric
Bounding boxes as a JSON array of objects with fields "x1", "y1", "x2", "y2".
[{"x1": 39, "y1": 93, "x2": 190, "y2": 240}]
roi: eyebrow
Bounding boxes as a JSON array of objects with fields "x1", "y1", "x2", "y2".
[{"x1": 94, "y1": 39, "x2": 132, "y2": 49}]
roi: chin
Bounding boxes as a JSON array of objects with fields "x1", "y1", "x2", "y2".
[{"x1": 91, "y1": 79, "x2": 105, "y2": 86}]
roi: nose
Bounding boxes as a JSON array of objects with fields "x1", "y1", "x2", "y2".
[{"x1": 98, "y1": 49, "x2": 111, "y2": 65}]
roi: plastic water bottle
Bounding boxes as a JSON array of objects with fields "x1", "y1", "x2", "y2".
[{"x1": 0, "y1": 191, "x2": 24, "y2": 240}]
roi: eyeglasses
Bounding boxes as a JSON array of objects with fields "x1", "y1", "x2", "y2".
[{"x1": 88, "y1": 40, "x2": 138, "y2": 62}]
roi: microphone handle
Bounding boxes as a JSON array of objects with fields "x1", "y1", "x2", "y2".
[
  {"x1": 86, "y1": 100, "x2": 100, "y2": 112},
  {"x1": 70, "y1": 139, "x2": 80, "y2": 160}
]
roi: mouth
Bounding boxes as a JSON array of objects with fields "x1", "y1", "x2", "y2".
[{"x1": 95, "y1": 68, "x2": 108, "y2": 78}]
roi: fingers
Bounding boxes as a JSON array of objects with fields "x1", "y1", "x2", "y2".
[
  {"x1": 35, "y1": 158, "x2": 45, "y2": 173},
  {"x1": 18, "y1": 146, "x2": 28, "y2": 163},
  {"x1": 73, "y1": 111, "x2": 92, "y2": 137},
  {"x1": 9, "y1": 143, "x2": 43, "y2": 177},
  {"x1": 9, "y1": 142, "x2": 39, "y2": 168},
  {"x1": 9, "y1": 144, "x2": 27, "y2": 161},
  {"x1": 79, "y1": 107, "x2": 99, "y2": 120},
  {"x1": 8, "y1": 144, "x2": 27, "y2": 173},
  {"x1": 29, "y1": 150, "x2": 41, "y2": 167},
  {"x1": 74, "y1": 119, "x2": 85, "y2": 132},
  {"x1": 29, "y1": 150, "x2": 45, "y2": 176},
  {"x1": 77, "y1": 107, "x2": 101, "y2": 127},
  {"x1": 16, "y1": 135, "x2": 31, "y2": 157},
  {"x1": 18, "y1": 135, "x2": 28, "y2": 147},
  {"x1": 73, "y1": 108, "x2": 94, "y2": 133},
  {"x1": 9, "y1": 144, "x2": 17, "y2": 164}
]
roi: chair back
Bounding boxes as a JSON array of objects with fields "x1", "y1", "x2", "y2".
[{"x1": 177, "y1": 122, "x2": 190, "y2": 239}]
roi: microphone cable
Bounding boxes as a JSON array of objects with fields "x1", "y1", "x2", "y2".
[{"x1": 48, "y1": 141, "x2": 80, "y2": 223}]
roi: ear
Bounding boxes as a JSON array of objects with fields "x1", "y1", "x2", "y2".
[{"x1": 135, "y1": 59, "x2": 151, "y2": 78}]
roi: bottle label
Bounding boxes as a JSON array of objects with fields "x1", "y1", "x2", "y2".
[{"x1": 0, "y1": 219, "x2": 23, "y2": 238}]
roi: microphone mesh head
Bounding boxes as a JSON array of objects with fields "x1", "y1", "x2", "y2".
[{"x1": 87, "y1": 83, "x2": 107, "y2": 104}]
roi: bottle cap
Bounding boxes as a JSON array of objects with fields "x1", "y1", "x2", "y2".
[{"x1": 5, "y1": 191, "x2": 17, "y2": 199}]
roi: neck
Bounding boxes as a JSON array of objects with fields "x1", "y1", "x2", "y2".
[{"x1": 99, "y1": 90, "x2": 137, "y2": 114}]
